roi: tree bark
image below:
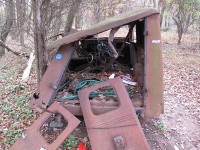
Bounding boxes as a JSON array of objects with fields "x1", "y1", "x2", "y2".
[
  {"x1": 52, "y1": 0, "x2": 64, "y2": 40},
  {"x1": 173, "y1": 13, "x2": 184, "y2": 45},
  {"x1": 75, "y1": 10, "x2": 82, "y2": 29},
  {"x1": 32, "y1": 0, "x2": 47, "y2": 83},
  {"x1": 158, "y1": 0, "x2": 166, "y2": 27},
  {"x1": 20, "y1": 0, "x2": 26, "y2": 46},
  {"x1": 177, "y1": 27, "x2": 183, "y2": 45},
  {"x1": 65, "y1": 0, "x2": 82, "y2": 33},
  {"x1": 0, "y1": 0, "x2": 14, "y2": 57},
  {"x1": 16, "y1": 0, "x2": 26, "y2": 46},
  {"x1": 199, "y1": 16, "x2": 200, "y2": 48},
  {"x1": 93, "y1": 0, "x2": 101, "y2": 23}
]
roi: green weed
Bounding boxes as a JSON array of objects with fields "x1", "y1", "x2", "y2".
[
  {"x1": 157, "y1": 123, "x2": 167, "y2": 131},
  {"x1": 65, "y1": 134, "x2": 79, "y2": 150}
]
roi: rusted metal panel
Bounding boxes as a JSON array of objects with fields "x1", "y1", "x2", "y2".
[
  {"x1": 46, "y1": 8, "x2": 158, "y2": 51},
  {"x1": 62, "y1": 104, "x2": 117, "y2": 116},
  {"x1": 10, "y1": 102, "x2": 80, "y2": 150},
  {"x1": 30, "y1": 44, "x2": 74, "y2": 111},
  {"x1": 144, "y1": 14, "x2": 164, "y2": 118},
  {"x1": 78, "y1": 77, "x2": 149, "y2": 150},
  {"x1": 60, "y1": 100, "x2": 144, "y2": 116}
]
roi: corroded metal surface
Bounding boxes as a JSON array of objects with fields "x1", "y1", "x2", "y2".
[
  {"x1": 10, "y1": 8, "x2": 164, "y2": 150},
  {"x1": 10, "y1": 102, "x2": 80, "y2": 150},
  {"x1": 46, "y1": 8, "x2": 158, "y2": 51},
  {"x1": 78, "y1": 77, "x2": 149, "y2": 150},
  {"x1": 144, "y1": 14, "x2": 164, "y2": 118},
  {"x1": 30, "y1": 44, "x2": 74, "y2": 111},
  {"x1": 60, "y1": 100, "x2": 144, "y2": 116},
  {"x1": 63, "y1": 104, "x2": 117, "y2": 116}
]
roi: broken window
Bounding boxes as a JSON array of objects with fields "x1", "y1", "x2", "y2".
[
  {"x1": 40, "y1": 112, "x2": 68, "y2": 144},
  {"x1": 88, "y1": 86, "x2": 119, "y2": 115}
]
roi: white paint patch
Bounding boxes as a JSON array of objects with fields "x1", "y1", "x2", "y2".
[{"x1": 152, "y1": 40, "x2": 161, "y2": 44}]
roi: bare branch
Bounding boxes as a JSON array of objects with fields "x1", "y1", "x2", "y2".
[{"x1": 0, "y1": 40, "x2": 28, "y2": 58}]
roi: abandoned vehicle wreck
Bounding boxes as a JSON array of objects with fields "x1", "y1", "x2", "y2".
[{"x1": 11, "y1": 8, "x2": 163, "y2": 150}]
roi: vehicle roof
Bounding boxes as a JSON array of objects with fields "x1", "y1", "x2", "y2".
[{"x1": 47, "y1": 8, "x2": 159, "y2": 51}]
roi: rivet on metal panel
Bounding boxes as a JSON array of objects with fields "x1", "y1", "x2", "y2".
[{"x1": 114, "y1": 136, "x2": 125, "y2": 150}]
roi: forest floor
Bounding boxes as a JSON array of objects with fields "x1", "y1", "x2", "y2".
[{"x1": 0, "y1": 32, "x2": 200, "y2": 150}]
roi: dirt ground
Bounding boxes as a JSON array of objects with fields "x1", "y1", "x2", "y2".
[
  {"x1": 0, "y1": 32, "x2": 199, "y2": 150},
  {"x1": 143, "y1": 33, "x2": 200, "y2": 150}
]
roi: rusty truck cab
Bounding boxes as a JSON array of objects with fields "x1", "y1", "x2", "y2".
[
  {"x1": 30, "y1": 8, "x2": 163, "y2": 119},
  {"x1": 12, "y1": 8, "x2": 164, "y2": 150}
]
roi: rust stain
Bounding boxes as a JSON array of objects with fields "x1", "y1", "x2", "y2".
[
  {"x1": 78, "y1": 77, "x2": 149, "y2": 150},
  {"x1": 30, "y1": 44, "x2": 74, "y2": 111},
  {"x1": 144, "y1": 14, "x2": 164, "y2": 118}
]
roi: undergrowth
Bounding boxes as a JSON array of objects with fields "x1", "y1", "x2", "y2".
[{"x1": 0, "y1": 57, "x2": 37, "y2": 149}]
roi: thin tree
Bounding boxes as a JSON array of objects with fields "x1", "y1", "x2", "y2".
[
  {"x1": 168, "y1": 0, "x2": 199, "y2": 44},
  {"x1": 65, "y1": 0, "x2": 82, "y2": 33},
  {"x1": 32, "y1": 0, "x2": 48, "y2": 82},
  {"x1": 0, "y1": 0, "x2": 14, "y2": 57}
]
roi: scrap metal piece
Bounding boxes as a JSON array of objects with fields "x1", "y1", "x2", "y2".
[
  {"x1": 78, "y1": 77, "x2": 149, "y2": 150},
  {"x1": 60, "y1": 100, "x2": 144, "y2": 116},
  {"x1": 108, "y1": 27, "x2": 120, "y2": 58},
  {"x1": 46, "y1": 8, "x2": 158, "y2": 51},
  {"x1": 62, "y1": 104, "x2": 118, "y2": 116},
  {"x1": 144, "y1": 14, "x2": 164, "y2": 118},
  {"x1": 10, "y1": 102, "x2": 80, "y2": 150},
  {"x1": 30, "y1": 44, "x2": 74, "y2": 112}
]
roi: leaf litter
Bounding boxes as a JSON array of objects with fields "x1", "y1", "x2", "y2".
[{"x1": 0, "y1": 35, "x2": 200, "y2": 149}]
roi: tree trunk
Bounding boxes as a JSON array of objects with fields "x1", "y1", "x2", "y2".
[
  {"x1": 153, "y1": 0, "x2": 157, "y2": 8},
  {"x1": 10, "y1": 0, "x2": 17, "y2": 39},
  {"x1": 173, "y1": 17, "x2": 183, "y2": 45},
  {"x1": 199, "y1": 16, "x2": 200, "y2": 48},
  {"x1": 0, "y1": 0, "x2": 14, "y2": 57},
  {"x1": 12, "y1": 0, "x2": 26, "y2": 45},
  {"x1": 93, "y1": 0, "x2": 101, "y2": 23},
  {"x1": 75, "y1": 11, "x2": 82, "y2": 29},
  {"x1": 184, "y1": 14, "x2": 191, "y2": 33},
  {"x1": 65, "y1": 0, "x2": 82, "y2": 33},
  {"x1": 27, "y1": 3, "x2": 33, "y2": 35},
  {"x1": 52, "y1": 0, "x2": 64, "y2": 40},
  {"x1": 19, "y1": 0, "x2": 26, "y2": 46},
  {"x1": 177, "y1": 28, "x2": 183, "y2": 45},
  {"x1": 159, "y1": 1, "x2": 166, "y2": 27},
  {"x1": 164, "y1": 17, "x2": 167, "y2": 28},
  {"x1": 33, "y1": 0, "x2": 47, "y2": 83}
]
